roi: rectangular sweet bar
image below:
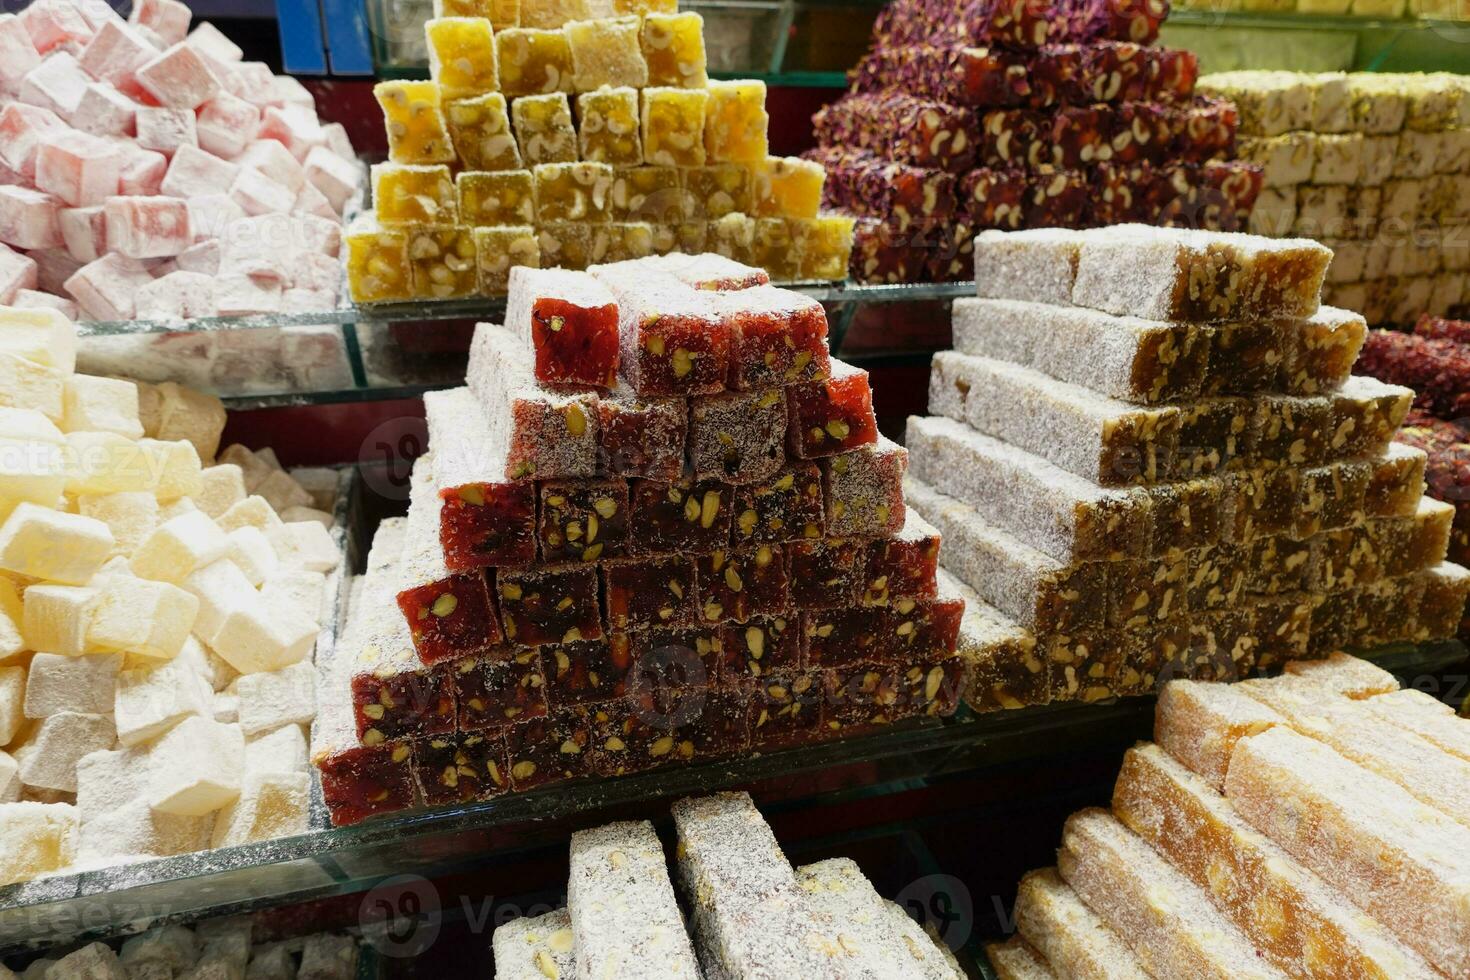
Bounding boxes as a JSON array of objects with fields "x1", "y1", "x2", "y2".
[
  {"x1": 851, "y1": 44, "x2": 1031, "y2": 108},
  {"x1": 976, "y1": 109, "x2": 1045, "y2": 169},
  {"x1": 812, "y1": 93, "x2": 976, "y2": 173},
  {"x1": 824, "y1": 436, "x2": 907, "y2": 539},
  {"x1": 804, "y1": 146, "x2": 957, "y2": 230},
  {"x1": 454, "y1": 648, "x2": 549, "y2": 730},
  {"x1": 503, "y1": 708, "x2": 597, "y2": 789},
  {"x1": 423, "y1": 387, "x2": 538, "y2": 569},
  {"x1": 406, "y1": 225, "x2": 480, "y2": 300},
  {"x1": 532, "y1": 161, "x2": 612, "y2": 222},
  {"x1": 1365, "y1": 443, "x2": 1427, "y2": 518},
  {"x1": 907, "y1": 415, "x2": 1151, "y2": 564},
  {"x1": 497, "y1": 564, "x2": 602, "y2": 646},
  {"x1": 466, "y1": 324, "x2": 600, "y2": 480},
  {"x1": 678, "y1": 164, "x2": 751, "y2": 221},
  {"x1": 861, "y1": 510, "x2": 940, "y2": 608},
  {"x1": 1281, "y1": 306, "x2": 1367, "y2": 396},
  {"x1": 628, "y1": 477, "x2": 733, "y2": 554},
  {"x1": 940, "y1": 569, "x2": 1048, "y2": 712},
  {"x1": 604, "y1": 686, "x2": 751, "y2": 771},
  {"x1": 538, "y1": 479, "x2": 628, "y2": 563},
  {"x1": 1013, "y1": 868, "x2": 1145, "y2": 980},
  {"x1": 1227, "y1": 467, "x2": 1301, "y2": 544},
  {"x1": 907, "y1": 476, "x2": 1106, "y2": 634},
  {"x1": 1251, "y1": 393, "x2": 1330, "y2": 470},
  {"x1": 951, "y1": 295, "x2": 1209, "y2": 405},
  {"x1": 606, "y1": 166, "x2": 684, "y2": 224},
  {"x1": 1294, "y1": 460, "x2": 1370, "y2": 539},
  {"x1": 446, "y1": 93, "x2": 523, "y2": 171},
  {"x1": 1244, "y1": 534, "x2": 1312, "y2": 595},
  {"x1": 1112, "y1": 743, "x2": 1443, "y2": 980},
  {"x1": 930, "y1": 350, "x2": 1181, "y2": 486},
  {"x1": 641, "y1": 86, "x2": 707, "y2": 167},
  {"x1": 426, "y1": 17, "x2": 500, "y2": 98},
  {"x1": 1072, "y1": 224, "x2": 1332, "y2": 323},
  {"x1": 749, "y1": 218, "x2": 798, "y2": 282},
  {"x1": 504, "y1": 266, "x2": 619, "y2": 389},
  {"x1": 785, "y1": 359, "x2": 877, "y2": 461},
  {"x1": 1154, "y1": 678, "x2": 1284, "y2": 790},
  {"x1": 1414, "y1": 562, "x2": 1470, "y2": 641},
  {"x1": 1328, "y1": 375, "x2": 1413, "y2": 461},
  {"x1": 1170, "y1": 397, "x2": 1252, "y2": 479},
  {"x1": 1226, "y1": 725, "x2": 1470, "y2": 977},
  {"x1": 707, "y1": 284, "x2": 829, "y2": 391},
  {"x1": 565, "y1": 16, "x2": 648, "y2": 92},
  {"x1": 1200, "y1": 319, "x2": 1284, "y2": 396},
  {"x1": 1058, "y1": 808, "x2": 1281, "y2": 980},
  {"x1": 543, "y1": 635, "x2": 633, "y2": 706},
  {"x1": 397, "y1": 458, "x2": 503, "y2": 665},
  {"x1": 753, "y1": 156, "x2": 825, "y2": 221},
  {"x1": 568, "y1": 821, "x2": 702, "y2": 979},
  {"x1": 847, "y1": 217, "x2": 925, "y2": 285},
  {"x1": 475, "y1": 224, "x2": 540, "y2": 293},
  {"x1": 589, "y1": 263, "x2": 729, "y2": 396}
]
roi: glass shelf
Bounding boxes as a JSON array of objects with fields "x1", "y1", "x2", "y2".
[{"x1": 0, "y1": 463, "x2": 1459, "y2": 956}]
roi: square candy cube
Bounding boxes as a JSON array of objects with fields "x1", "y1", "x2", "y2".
[
  {"x1": 454, "y1": 650, "x2": 549, "y2": 731},
  {"x1": 73, "y1": 82, "x2": 136, "y2": 138},
  {"x1": 0, "y1": 247, "x2": 38, "y2": 304},
  {"x1": 714, "y1": 284, "x2": 829, "y2": 390},
  {"x1": 35, "y1": 130, "x2": 123, "y2": 207},
  {"x1": 0, "y1": 186, "x2": 63, "y2": 251},
  {"x1": 604, "y1": 554, "x2": 698, "y2": 629},
  {"x1": 458, "y1": 170, "x2": 535, "y2": 226},
  {"x1": 607, "y1": 166, "x2": 685, "y2": 222},
  {"x1": 137, "y1": 42, "x2": 222, "y2": 109},
  {"x1": 689, "y1": 387, "x2": 787, "y2": 485},
  {"x1": 594, "y1": 381, "x2": 686, "y2": 481},
  {"x1": 642, "y1": 86, "x2": 708, "y2": 167},
  {"x1": 496, "y1": 28, "x2": 575, "y2": 98},
  {"x1": 64, "y1": 252, "x2": 154, "y2": 320},
  {"x1": 375, "y1": 80, "x2": 456, "y2": 164},
  {"x1": 753, "y1": 156, "x2": 824, "y2": 220},
  {"x1": 577, "y1": 86, "x2": 642, "y2": 165},
  {"x1": 446, "y1": 93, "x2": 522, "y2": 171},
  {"x1": 785, "y1": 358, "x2": 877, "y2": 459},
  {"x1": 824, "y1": 436, "x2": 907, "y2": 538},
  {"x1": 373, "y1": 162, "x2": 458, "y2": 225},
  {"x1": 698, "y1": 544, "x2": 790, "y2": 624},
  {"x1": 681, "y1": 163, "x2": 751, "y2": 220},
  {"x1": 159, "y1": 144, "x2": 239, "y2": 198},
  {"x1": 734, "y1": 463, "x2": 825, "y2": 544},
  {"x1": 511, "y1": 92, "x2": 578, "y2": 165},
  {"x1": 505, "y1": 265, "x2": 619, "y2": 388},
  {"x1": 788, "y1": 537, "x2": 864, "y2": 609},
  {"x1": 538, "y1": 479, "x2": 629, "y2": 563},
  {"x1": 408, "y1": 225, "x2": 480, "y2": 299},
  {"x1": 196, "y1": 92, "x2": 260, "y2": 158},
  {"x1": 0, "y1": 103, "x2": 66, "y2": 179},
  {"x1": 640, "y1": 12, "x2": 707, "y2": 89},
  {"x1": 704, "y1": 79, "x2": 768, "y2": 164},
  {"x1": 498, "y1": 564, "x2": 603, "y2": 646},
  {"x1": 104, "y1": 196, "x2": 190, "y2": 258},
  {"x1": 20, "y1": 51, "x2": 91, "y2": 120},
  {"x1": 426, "y1": 17, "x2": 499, "y2": 98},
  {"x1": 345, "y1": 215, "x2": 413, "y2": 304},
  {"x1": 474, "y1": 224, "x2": 540, "y2": 293},
  {"x1": 627, "y1": 477, "x2": 732, "y2": 554},
  {"x1": 533, "y1": 161, "x2": 613, "y2": 222},
  {"x1": 566, "y1": 16, "x2": 647, "y2": 92}
]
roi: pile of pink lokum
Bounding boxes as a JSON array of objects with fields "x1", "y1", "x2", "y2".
[
  {"x1": 0, "y1": 0, "x2": 363, "y2": 322},
  {"x1": 807, "y1": 0, "x2": 1264, "y2": 283}
]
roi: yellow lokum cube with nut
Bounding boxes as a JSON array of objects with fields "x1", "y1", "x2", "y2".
[
  {"x1": 425, "y1": 17, "x2": 499, "y2": 97},
  {"x1": 707, "y1": 212, "x2": 755, "y2": 264},
  {"x1": 565, "y1": 16, "x2": 647, "y2": 91},
  {"x1": 538, "y1": 222, "x2": 595, "y2": 270},
  {"x1": 346, "y1": 214, "x2": 413, "y2": 303},
  {"x1": 608, "y1": 165, "x2": 686, "y2": 221},
  {"x1": 408, "y1": 225, "x2": 481, "y2": 299},
  {"x1": 446, "y1": 92, "x2": 523, "y2": 170},
  {"x1": 640, "y1": 12, "x2": 706, "y2": 89},
  {"x1": 534, "y1": 162, "x2": 614, "y2": 222},
  {"x1": 592, "y1": 222, "x2": 655, "y2": 263},
  {"x1": 434, "y1": 0, "x2": 520, "y2": 30},
  {"x1": 474, "y1": 224, "x2": 540, "y2": 292},
  {"x1": 372, "y1": 163, "x2": 458, "y2": 225},
  {"x1": 496, "y1": 28, "x2": 575, "y2": 97},
  {"x1": 576, "y1": 87, "x2": 642, "y2": 165},
  {"x1": 642, "y1": 87, "x2": 708, "y2": 167},
  {"x1": 511, "y1": 92, "x2": 577, "y2": 165},
  {"x1": 791, "y1": 213, "x2": 855, "y2": 280},
  {"x1": 753, "y1": 155, "x2": 824, "y2": 219},
  {"x1": 704, "y1": 79, "x2": 768, "y2": 164},
  {"x1": 751, "y1": 217, "x2": 799, "y2": 282},
  {"x1": 681, "y1": 163, "x2": 751, "y2": 220},
  {"x1": 457, "y1": 170, "x2": 536, "y2": 225},
  {"x1": 375, "y1": 81, "x2": 456, "y2": 164}
]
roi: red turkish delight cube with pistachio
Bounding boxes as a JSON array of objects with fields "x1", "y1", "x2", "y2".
[
  {"x1": 538, "y1": 479, "x2": 629, "y2": 564},
  {"x1": 696, "y1": 544, "x2": 791, "y2": 625},
  {"x1": 589, "y1": 263, "x2": 730, "y2": 396},
  {"x1": 504, "y1": 266, "x2": 620, "y2": 390},
  {"x1": 628, "y1": 476, "x2": 734, "y2": 554},
  {"x1": 734, "y1": 463, "x2": 825, "y2": 545},
  {"x1": 497, "y1": 565, "x2": 604, "y2": 647},
  {"x1": 604, "y1": 554, "x2": 699, "y2": 628},
  {"x1": 454, "y1": 648, "x2": 549, "y2": 731},
  {"x1": 789, "y1": 538, "x2": 866, "y2": 610},
  {"x1": 785, "y1": 358, "x2": 878, "y2": 460},
  {"x1": 720, "y1": 614, "x2": 801, "y2": 681}
]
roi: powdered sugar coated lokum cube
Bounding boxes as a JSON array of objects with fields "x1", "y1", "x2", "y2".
[
  {"x1": 0, "y1": 247, "x2": 37, "y2": 304},
  {"x1": 229, "y1": 167, "x2": 294, "y2": 216},
  {"x1": 131, "y1": 0, "x2": 191, "y2": 45},
  {"x1": 19, "y1": 51, "x2": 92, "y2": 120},
  {"x1": 186, "y1": 192, "x2": 244, "y2": 240},
  {"x1": 213, "y1": 272, "x2": 282, "y2": 315},
  {"x1": 0, "y1": 103, "x2": 65, "y2": 179},
  {"x1": 104, "y1": 195, "x2": 190, "y2": 258},
  {"x1": 159, "y1": 144, "x2": 238, "y2": 197},
  {"x1": 78, "y1": 20, "x2": 154, "y2": 90},
  {"x1": 0, "y1": 186, "x2": 63, "y2": 251},
  {"x1": 258, "y1": 103, "x2": 325, "y2": 161},
  {"x1": 237, "y1": 138, "x2": 305, "y2": 193},
  {"x1": 12, "y1": 289, "x2": 76, "y2": 318},
  {"x1": 135, "y1": 105, "x2": 197, "y2": 155},
  {"x1": 137, "y1": 42, "x2": 219, "y2": 109},
  {"x1": 64, "y1": 252, "x2": 154, "y2": 319},
  {"x1": 73, "y1": 81, "x2": 136, "y2": 138},
  {"x1": 187, "y1": 21, "x2": 243, "y2": 64},
  {"x1": 302, "y1": 146, "x2": 358, "y2": 214},
  {"x1": 195, "y1": 91, "x2": 258, "y2": 158},
  {"x1": 35, "y1": 130, "x2": 123, "y2": 206},
  {"x1": 0, "y1": 15, "x2": 42, "y2": 90}
]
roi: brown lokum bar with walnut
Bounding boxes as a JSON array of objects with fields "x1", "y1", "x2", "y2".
[
  {"x1": 812, "y1": 92, "x2": 976, "y2": 173},
  {"x1": 803, "y1": 146, "x2": 957, "y2": 230}
]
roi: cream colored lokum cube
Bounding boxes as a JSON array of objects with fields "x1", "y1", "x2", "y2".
[
  {"x1": 245, "y1": 724, "x2": 308, "y2": 775},
  {"x1": 225, "y1": 526, "x2": 278, "y2": 586},
  {"x1": 192, "y1": 464, "x2": 246, "y2": 518},
  {"x1": 235, "y1": 660, "x2": 315, "y2": 737},
  {"x1": 0, "y1": 802, "x2": 77, "y2": 886},
  {"x1": 22, "y1": 584, "x2": 99, "y2": 656},
  {"x1": 266, "y1": 521, "x2": 339, "y2": 572},
  {"x1": 0, "y1": 666, "x2": 23, "y2": 745},
  {"x1": 131, "y1": 510, "x2": 230, "y2": 584},
  {"x1": 209, "y1": 593, "x2": 317, "y2": 674},
  {"x1": 0, "y1": 307, "x2": 77, "y2": 374},
  {"x1": 0, "y1": 352, "x2": 65, "y2": 422},
  {"x1": 87, "y1": 573, "x2": 199, "y2": 660},
  {"x1": 147, "y1": 715, "x2": 244, "y2": 816},
  {"x1": 65, "y1": 431, "x2": 155, "y2": 495},
  {"x1": 0, "y1": 503, "x2": 113, "y2": 584},
  {"x1": 140, "y1": 438, "x2": 203, "y2": 500},
  {"x1": 114, "y1": 654, "x2": 213, "y2": 746},
  {"x1": 253, "y1": 468, "x2": 311, "y2": 512},
  {"x1": 77, "y1": 491, "x2": 160, "y2": 556},
  {"x1": 217, "y1": 495, "x2": 283, "y2": 533},
  {"x1": 181, "y1": 558, "x2": 255, "y2": 641},
  {"x1": 210, "y1": 770, "x2": 308, "y2": 848},
  {"x1": 62, "y1": 375, "x2": 143, "y2": 439},
  {"x1": 153, "y1": 382, "x2": 226, "y2": 461},
  {"x1": 260, "y1": 569, "x2": 327, "y2": 622},
  {"x1": 15, "y1": 711, "x2": 115, "y2": 792},
  {"x1": 22, "y1": 652, "x2": 121, "y2": 718}
]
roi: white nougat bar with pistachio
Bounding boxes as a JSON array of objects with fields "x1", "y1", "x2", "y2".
[
  {"x1": 905, "y1": 414, "x2": 1153, "y2": 564},
  {"x1": 492, "y1": 908, "x2": 576, "y2": 980},
  {"x1": 796, "y1": 858, "x2": 964, "y2": 980},
  {"x1": 568, "y1": 820, "x2": 701, "y2": 979},
  {"x1": 904, "y1": 477, "x2": 1107, "y2": 635},
  {"x1": 929, "y1": 351, "x2": 1182, "y2": 486},
  {"x1": 951, "y1": 297, "x2": 1209, "y2": 405}
]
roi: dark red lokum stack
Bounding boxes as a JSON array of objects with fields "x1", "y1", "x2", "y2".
[
  {"x1": 314, "y1": 254, "x2": 965, "y2": 826},
  {"x1": 808, "y1": 0, "x2": 1261, "y2": 282},
  {"x1": 1357, "y1": 329, "x2": 1470, "y2": 420}
]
